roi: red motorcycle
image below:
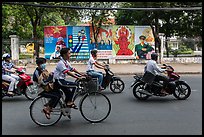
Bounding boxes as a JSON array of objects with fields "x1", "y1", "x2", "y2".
[{"x1": 2, "y1": 67, "x2": 39, "y2": 100}]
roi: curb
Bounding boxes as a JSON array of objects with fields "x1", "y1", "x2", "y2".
[{"x1": 27, "y1": 72, "x2": 202, "y2": 76}]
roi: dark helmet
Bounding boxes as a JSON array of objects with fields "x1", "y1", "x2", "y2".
[
  {"x1": 91, "y1": 49, "x2": 97, "y2": 56},
  {"x1": 60, "y1": 47, "x2": 70, "y2": 56},
  {"x1": 36, "y1": 57, "x2": 46, "y2": 65},
  {"x1": 151, "y1": 52, "x2": 158, "y2": 61}
]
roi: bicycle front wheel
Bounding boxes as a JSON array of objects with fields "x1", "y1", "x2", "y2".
[
  {"x1": 79, "y1": 92, "x2": 111, "y2": 123},
  {"x1": 29, "y1": 96, "x2": 62, "y2": 126}
]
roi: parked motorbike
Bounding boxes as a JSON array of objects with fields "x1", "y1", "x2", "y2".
[
  {"x1": 2, "y1": 67, "x2": 39, "y2": 100},
  {"x1": 130, "y1": 64, "x2": 191, "y2": 100},
  {"x1": 76, "y1": 62, "x2": 125, "y2": 93}
]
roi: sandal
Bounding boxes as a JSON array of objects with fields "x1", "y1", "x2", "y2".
[
  {"x1": 43, "y1": 108, "x2": 51, "y2": 119},
  {"x1": 67, "y1": 103, "x2": 78, "y2": 110}
]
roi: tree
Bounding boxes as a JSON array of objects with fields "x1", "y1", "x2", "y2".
[
  {"x1": 115, "y1": 2, "x2": 202, "y2": 58},
  {"x1": 77, "y1": 2, "x2": 117, "y2": 48}
]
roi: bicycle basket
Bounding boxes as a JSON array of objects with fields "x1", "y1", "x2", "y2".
[{"x1": 85, "y1": 79, "x2": 98, "y2": 92}]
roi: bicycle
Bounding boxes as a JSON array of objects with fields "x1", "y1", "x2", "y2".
[{"x1": 29, "y1": 77, "x2": 111, "y2": 126}]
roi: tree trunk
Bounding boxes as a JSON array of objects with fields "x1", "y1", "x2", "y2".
[
  {"x1": 165, "y1": 35, "x2": 169, "y2": 57},
  {"x1": 33, "y1": 24, "x2": 39, "y2": 58}
]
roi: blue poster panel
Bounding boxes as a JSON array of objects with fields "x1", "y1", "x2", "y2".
[
  {"x1": 67, "y1": 26, "x2": 90, "y2": 60},
  {"x1": 44, "y1": 26, "x2": 67, "y2": 59}
]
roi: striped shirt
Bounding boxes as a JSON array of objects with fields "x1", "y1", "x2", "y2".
[{"x1": 2, "y1": 61, "x2": 15, "y2": 75}]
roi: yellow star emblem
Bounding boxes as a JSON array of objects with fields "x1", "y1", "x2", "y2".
[{"x1": 53, "y1": 27, "x2": 62, "y2": 34}]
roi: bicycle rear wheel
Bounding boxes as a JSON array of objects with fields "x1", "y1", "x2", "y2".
[
  {"x1": 29, "y1": 96, "x2": 62, "y2": 126},
  {"x1": 79, "y1": 92, "x2": 111, "y2": 123}
]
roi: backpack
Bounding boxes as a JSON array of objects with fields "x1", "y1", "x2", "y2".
[{"x1": 38, "y1": 69, "x2": 54, "y2": 92}]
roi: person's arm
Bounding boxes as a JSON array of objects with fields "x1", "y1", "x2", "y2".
[
  {"x1": 12, "y1": 65, "x2": 19, "y2": 69},
  {"x1": 3, "y1": 68, "x2": 16, "y2": 73},
  {"x1": 153, "y1": 62, "x2": 165, "y2": 73},
  {"x1": 95, "y1": 61, "x2": 105, "y2": 69},
  {"x1": 63, "y1": 69, "x2": 80, "y2": 79}
]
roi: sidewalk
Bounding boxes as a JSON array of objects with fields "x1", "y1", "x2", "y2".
[{"x1": 24, "y1": 63, "x2": 202, "y2": 75}]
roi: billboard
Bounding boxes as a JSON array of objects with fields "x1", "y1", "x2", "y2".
[
  {"x1": 67, "y1": 26, "x2": 90, "y2": 60},
  {"x1": 134, "y1": 26, "x2": 155, "y2": 59},
  {"x1": 44, "y1": 25, "x2": 155, "y2": 60},
  {"x1": 90, "y1": 26, "x2": 113, "y2": 59},
  {"x1": 44, "y1": 26, "x2": 67, "y2": 59},
  {"x1": 112, "y1": 25, "x2": 135, "y2": 59}
]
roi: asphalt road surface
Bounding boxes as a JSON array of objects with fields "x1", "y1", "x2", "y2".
[{"x1": 2, "y1": 74, "x2": 202, "y2": 135}]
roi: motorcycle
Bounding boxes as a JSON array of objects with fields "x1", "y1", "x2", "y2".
[
  {"x1": 130, "y1": 64, "x2": 191, "y2": 100},
  {"x1": 2, "y1": 67, "x2": 39, "y2": 100},
  {"x1": 76, "y1": 62, "x2": 125, "y2": 93}
]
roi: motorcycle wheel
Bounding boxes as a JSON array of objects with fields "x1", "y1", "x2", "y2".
[
  {"x1": 173, "y1": 82, "x2": 191, "y2": 100},
  {"x1": 110, "y1": 79, "x2": 125, "y2": 93},
  {"x1": 133, "y1": 82, "x2": 150, "y2": 100},
  {"x1": 25, "y1": 84, "x2": 39, "y2": 100}
]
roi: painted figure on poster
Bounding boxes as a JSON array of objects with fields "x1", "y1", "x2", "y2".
[
  {"x1": 135, "y1": 35, "x2": 154, "y2": 59},
  {"x1": 114, "y1": 26, "x2": 133, "y2": 55}
]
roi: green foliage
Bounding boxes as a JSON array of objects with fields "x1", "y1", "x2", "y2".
[
  {"x1": 19, "y1": 54, "x2": 33, "y2": 59},
  {"x1": 169, "y1": 45, "x2": 193, "y2": 57}
]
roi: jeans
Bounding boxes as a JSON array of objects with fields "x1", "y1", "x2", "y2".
[{"x1": 87, "y1": 70, "x2": 103, "y2": 86}]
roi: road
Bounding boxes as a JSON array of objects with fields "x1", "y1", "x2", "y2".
[{"x1": 2, "y1": 74, "x2": 202, "y2": 135}]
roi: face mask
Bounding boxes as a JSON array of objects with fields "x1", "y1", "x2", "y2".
[{"x1": 40, "y1": 64, "x2": 46, "y2": 70}]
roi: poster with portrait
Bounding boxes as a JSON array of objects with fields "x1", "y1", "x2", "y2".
[
  {"x1": 67, "y1": 26, "x2": 90, "y2": 60},
  {"x1": 44, "y1": 26, "x2": 67, "y2": 59},
  {"x1": 90, "y1": 26, "x2": 113, "y2": 59},
  {"x1": 112, "y1": 25, "x2": 135, "y2": 59},
  {"x1": 134, "y1": 26, "x2": 155, "y2": 60}
]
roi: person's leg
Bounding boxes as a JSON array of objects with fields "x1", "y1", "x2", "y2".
[
  {"x1": 41, "y1": 91, "x2": 61, "y2": 108},
  {"x1": 2, "y1": 75, "x2": 16, "y2": 95},
  {"x1": 58, "y1": 79, "x2": 78, "y2": 108},
  {"x1": 88, "y1": 71, "x2": 103, "y2": 87},
  {"x1": 10, "y1": 74, "x2": 20, "y2": 89},
  {"x1": 156, "y1": 74, "x2": 169, "y2": 94}
]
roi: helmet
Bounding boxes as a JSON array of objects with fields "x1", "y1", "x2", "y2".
[
  {"x1": 57, "y1": 37, "x2": 64, "y2": 41},
  {"x1": 151, "y1": 52, "x2": 158, "y2": 61},
  {"x1": 2, "y1": 53, "x2": 11, "y2": 59},
  {"x1": 36, "y1": 57, "x2": 46, "y2": 65}
]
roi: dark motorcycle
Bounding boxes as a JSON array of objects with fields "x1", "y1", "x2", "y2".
[
  {"x1": 2, "y1": 67, "x2": 38, "y2": 100},
  {"x1": 130, "y1": 64, "x2": 191, "y2": 100},
  {"x1": 76, "y1": 62, "x2": 125, "y2": 93}
]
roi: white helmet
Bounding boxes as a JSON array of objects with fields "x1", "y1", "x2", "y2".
[
  {"x1": 57, "y1": 37, "x2": 64, "y2": 41},
  {"x1": 2, "y1": 53, "x2": 11, "y2": 59}
]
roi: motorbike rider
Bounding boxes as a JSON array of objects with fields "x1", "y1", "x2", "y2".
[
  {"x1": 144, "y1": 52, "x2": 169, "y2": 95},
  {"x1": 86, "y1": 49, "x2": 106, "y2": 90},
  {"x1": 2, "y1": 53, "x2": 20, "y2": 95},
  {"x1": 53, "y1": 47, "x2": 86, "y2": 109}
]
